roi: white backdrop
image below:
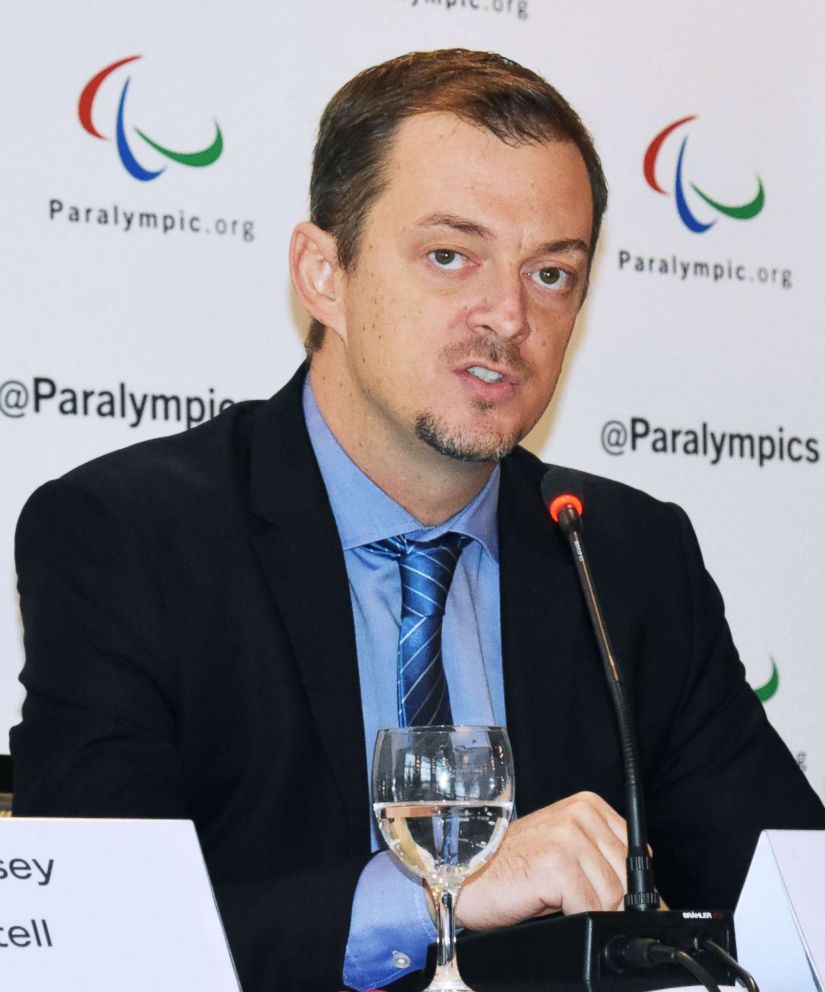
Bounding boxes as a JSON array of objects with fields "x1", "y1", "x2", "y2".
[{"x1": 3, "y1": 0, "x2": 823, "y2": 800}]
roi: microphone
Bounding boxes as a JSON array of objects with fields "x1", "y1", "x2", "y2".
[
  {"x1": 428, "y1": 466, "x2": 748, "y2": 990},
  {"x1": 540, "y1": 468, "x2": 583, "y2": 533},
  {"x1": 539, "y1": 467, "x2": 657, "y2": 912}
]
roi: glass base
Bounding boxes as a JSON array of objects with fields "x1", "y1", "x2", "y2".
[{"x1": 424, "y1": 976, "x2": 475, "y2": 992}]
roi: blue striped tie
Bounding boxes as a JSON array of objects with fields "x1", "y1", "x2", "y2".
[{"x1": 365, "y1": 532, "x2": 470, "y2": 726}]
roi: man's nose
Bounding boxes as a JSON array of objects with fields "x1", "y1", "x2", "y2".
[{"x1": 467, "y1": 268, "x2": 529, "y2": 341}]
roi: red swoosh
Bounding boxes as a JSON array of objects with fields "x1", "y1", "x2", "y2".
[
  {"x1": 78, "y1": 55, "x2": 141, "y2": 139},
  {"x1": 643, "y1": 115, "x2": 696, "y2": 194}
]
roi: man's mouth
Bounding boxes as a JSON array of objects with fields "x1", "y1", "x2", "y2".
[
  {"x1": 466, "y1": 365, "x2": 505, "y2": 384},
  {"x1": 443, "y1": 338, "x2": 530, "y2": 388}
]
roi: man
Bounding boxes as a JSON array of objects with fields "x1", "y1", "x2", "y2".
[{"x1": 12, "y1": 50, "x2": 825, "y2": 992}]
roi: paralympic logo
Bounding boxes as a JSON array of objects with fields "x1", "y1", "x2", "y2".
[
  {"x1": 643, "y1": 116, "x2": 764, "y2": 233},
  {"x1": 78, "y1": 55, "x2": 223, "y2": 182}
]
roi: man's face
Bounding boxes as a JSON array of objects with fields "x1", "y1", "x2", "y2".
[{"x1": 335, "y1": 112, "x2": 594, "y2": 465}]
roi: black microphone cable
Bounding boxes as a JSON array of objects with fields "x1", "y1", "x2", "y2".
[
  {"x1": 608, "y1": 937, "x2": 722, "y2": 992},
  {"x1": 702, "y1": 938, "x2": 760, "y2": 992}
]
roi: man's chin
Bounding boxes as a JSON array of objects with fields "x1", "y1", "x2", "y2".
[{"x1": 414, "y1": 413, "x2": 522, "y2": 464}]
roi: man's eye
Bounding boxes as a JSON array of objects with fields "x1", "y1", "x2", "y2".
[
  {"x1": 428, "y1": 249, "x2": 464, "y2": 269},
  {"x1": 528, "y1": 267, "x2": 571, "y2": 290}
]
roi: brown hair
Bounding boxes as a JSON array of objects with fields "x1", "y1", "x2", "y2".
[{"x1": 306, "y1": 49, "x2": 607, "y2": 352}]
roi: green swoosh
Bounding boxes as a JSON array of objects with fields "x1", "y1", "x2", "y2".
[
  {"x1": 755, "y1": 657, "x2": 779, "y2": 702},
  {"x1": 135, "y1": 121, "x2": 223, "y2": 167},
  {"x1": 691, "y1": 177, "x2": 765, "y2": 220}
]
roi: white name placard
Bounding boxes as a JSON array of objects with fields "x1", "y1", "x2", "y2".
[
  {"x1": 0, "y1": 818, "x2": 240, "y2": 992},
  {"x1": 735, "y1": 829, "x2": 825, "y2": 992}
]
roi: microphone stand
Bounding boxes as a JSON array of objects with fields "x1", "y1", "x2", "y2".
[
  {"x1": 553, "y1": 499, "x2": 657, "y2": 914},
  {"x1": 424, "y1": 470, "x2": 748, "y2": 990}
]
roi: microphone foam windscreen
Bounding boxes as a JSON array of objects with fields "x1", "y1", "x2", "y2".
[{"x1": 540, "y1": 467, "x2": 584, "y2": 522}]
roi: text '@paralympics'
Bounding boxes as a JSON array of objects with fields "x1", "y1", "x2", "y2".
[
  {"x1": 0, "y1": 376, "x2": 237, "y2": 431},
  {"x1": 601, "y1": 417, "x2": 819, "y2": 467}
]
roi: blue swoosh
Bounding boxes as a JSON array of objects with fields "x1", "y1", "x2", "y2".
[
  {"x1": 675, "y1": 137, "x2": 714, "y2": 233},
  {"x1": 116, "y1": 78, "x2": 164, "y2": 182}
]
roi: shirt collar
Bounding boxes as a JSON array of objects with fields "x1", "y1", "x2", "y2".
[{"x1": 302, "y1": 374, "x2": 500, "y2": 563}]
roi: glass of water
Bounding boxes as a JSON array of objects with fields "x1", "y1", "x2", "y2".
[{"x1": 372, "y1": 726, "x2": 514, "y2": 992}]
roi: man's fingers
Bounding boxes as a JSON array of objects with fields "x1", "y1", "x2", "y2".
[
  {"x1": 559, "y1": 791, "x2": 629, "y2": 847},
  {"x1": 605, "y1": 807, "x2": 631, "y2": 847},
  {"x1": 592, "y1": 821, "x2": 628, "y2": 896},
  {"x1": 455, "y1": 791, "x2": 630, "y2": 930},
  {"x1": 545, "y1": 819, "x2": 626, "y2": 914},
  {"x1": 553, "y1": 793, "x2": 628, "y2": 894},
  {"x1": 569, "y1": 839, "x2": 626, "y2": 912},
  {"x1": 551, "y1": 861, "x2": 602, "y2": 916}
]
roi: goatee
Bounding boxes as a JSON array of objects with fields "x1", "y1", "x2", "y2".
[{"x1": 414, "y1": 412, "x2": 522, "y2": 463}]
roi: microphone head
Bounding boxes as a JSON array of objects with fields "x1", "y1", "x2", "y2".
[{"x1": 540, "y1": 467, "x2": 584, "y2": 524}]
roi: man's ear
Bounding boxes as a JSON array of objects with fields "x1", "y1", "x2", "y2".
[{"x1": 289, "y1": 222, "x2": 347, "y2": 340}]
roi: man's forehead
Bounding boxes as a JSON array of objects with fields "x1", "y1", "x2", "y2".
[
  {"x1": 386, "y1": 110, "x2": 545, "y2": 162},
  {"x1": 382, "y1": 112, "x2": 587, "y2": 189},
  {"x1": 372, "y1": 113, "x2": 593, "y2": 244}
]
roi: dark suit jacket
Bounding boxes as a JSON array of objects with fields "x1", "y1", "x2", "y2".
[{"x1": 11, "y1": 366, "x2": 825, "y2": 991}]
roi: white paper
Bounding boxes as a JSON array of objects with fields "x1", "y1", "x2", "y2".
[
  {"x1": 735, "y1": 829, "x2": 824, "y2": 992},
  {"x1": 0, "y1": 818, "x2": 240, "y2": 992}
]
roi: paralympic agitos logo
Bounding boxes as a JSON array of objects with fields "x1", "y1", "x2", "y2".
[
  {"x1": 643, "y1": 116, "x2": 764, "y2": 233},
  {"x1": 78, "y1": 55, "x2": 223, "y2": 182}
]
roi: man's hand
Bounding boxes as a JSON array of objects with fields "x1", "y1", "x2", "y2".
[{"x1": 454, "y1": 792, "x2": 628, "y2": 931}]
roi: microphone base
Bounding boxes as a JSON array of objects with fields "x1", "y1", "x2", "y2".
[{"x1": 427, "y1": 910, "x2": 737, "y2": 989}]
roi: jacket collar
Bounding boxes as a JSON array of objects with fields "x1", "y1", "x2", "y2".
[
  {"x1": 498, "y1": 450, "x2": 605, "y2": 814},
  {"x1": 248, "y1": 365, "x2": 371, "y2": 854}
]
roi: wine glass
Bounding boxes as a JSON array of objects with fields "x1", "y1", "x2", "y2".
[{"x1": 372, "y1": 726, "x2": 514, "y2": 992}]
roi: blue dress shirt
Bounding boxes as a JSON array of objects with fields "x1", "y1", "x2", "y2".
[{"x1": 302, "y1": 378, "x2": 507, "y2": 989}]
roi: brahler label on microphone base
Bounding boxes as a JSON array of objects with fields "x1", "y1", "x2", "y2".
[{"x1": 0, "y1": 818, "x2": 240, "y2": 991}]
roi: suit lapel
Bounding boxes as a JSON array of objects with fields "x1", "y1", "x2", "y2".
[
  {"x1": 498, "y1": 452, "x2": 611, "y2": 814},
  {"x1": 248, "y1": 367, "x2": 369, "y2": 854}
]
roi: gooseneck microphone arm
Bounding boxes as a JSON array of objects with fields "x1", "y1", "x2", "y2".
[
  {"x1": 541, "y1": 468, "x2": 659, "y2": 912},
  {"x1": 432, "y1": 469, "x2": 746, "y2": 986}
]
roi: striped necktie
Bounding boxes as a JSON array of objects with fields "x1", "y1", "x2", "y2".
[{"x1": 365, "y1": 532, "x2": 470, "y2": 727}]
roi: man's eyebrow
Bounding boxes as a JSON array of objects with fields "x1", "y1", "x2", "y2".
[
  {"x1": 535, "y1": 238, "x2": 591, "y2": 257},
  {"x1": 417, "y1": 214, "x2": 590, "y2": 256},
  {"x1": 417, "y1": 214, "x2": 493, "y2": 238}
]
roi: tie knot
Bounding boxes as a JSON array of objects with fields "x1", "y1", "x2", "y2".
[{"x1": 365, "y1": 532, "x2": 470, "y2": 618}]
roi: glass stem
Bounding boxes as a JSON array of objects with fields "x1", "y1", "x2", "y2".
[{"x1": 431, "y1": 883, "x2": 465, "y2": 988}]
